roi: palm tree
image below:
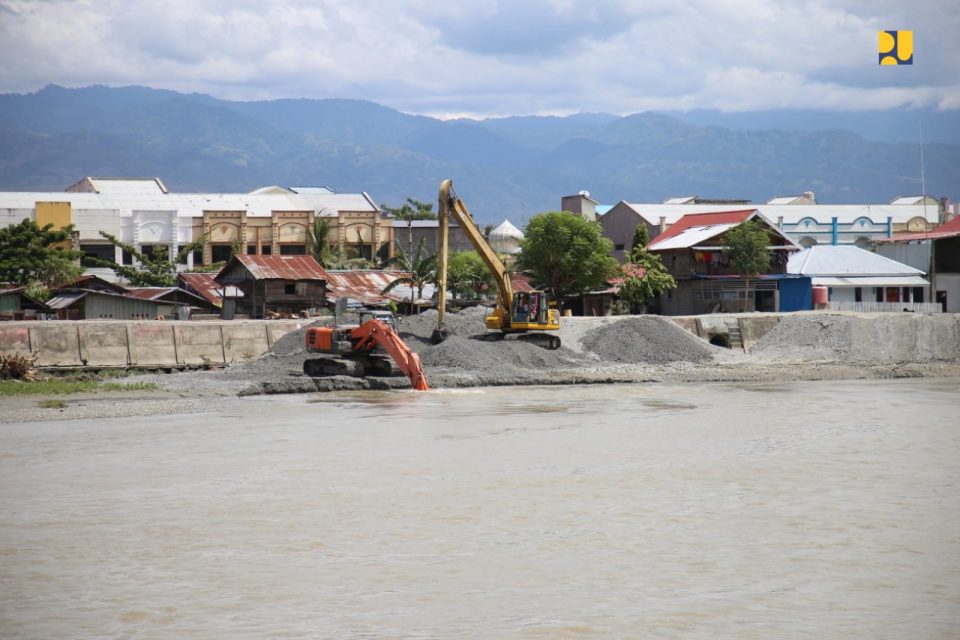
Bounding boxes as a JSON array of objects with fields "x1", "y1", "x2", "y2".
[
  {"x1": 307, "y1": 217, "x2": 334, "y2": 268},
  {"x1": 380, "y1": 238, "x2": 438, "y2": 313}
]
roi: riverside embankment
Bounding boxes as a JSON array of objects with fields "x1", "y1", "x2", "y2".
[
  {"x1": 130, "y1": 308, "x2": 960, "y2": 397},
  {"x1": 2, "y1": 310, "x2": 959, "y2": 423}
]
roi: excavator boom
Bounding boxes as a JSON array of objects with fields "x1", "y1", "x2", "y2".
[
  {"x1": 304, "y1": 318, "x2": 429, "y2": 391},
  {"x1": 435, "y1": 179, "x2": 561, "y2": 348},
  {"x1": 350, "y1": 319, "x2": 429, "y2": 391}
]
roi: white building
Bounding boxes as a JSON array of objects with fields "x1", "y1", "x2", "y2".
[
  {"x1": 0, "y1": 177, "x2": 391, "y2": 280},
  {"x1": 787, "y1": 245, "x2": 929, "y2": 305}
]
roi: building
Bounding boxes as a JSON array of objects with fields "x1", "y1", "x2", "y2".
[
  {"x1": 560, "y1": 191, "x2": 599, "y2": 222},
  {"x1": 572, "y1": 192, "x2": 947, "y2": 262},
  {"x1": 392, "y1": 219, "x2": 472, "y2": 256},
  {"x1": 215, "y1": 255, "x2": 328, "y2": 319},
  {"x1": 0, "y1": 177, "x2": 395, "y2": 278},
  {"x1": 875, "y1": 214, "x2": 960, "y2": 312},
  {"x1": 645, "y1": 210, "x2": 801, "y2": 314},
  {"x1": 787, "y1": 245, "x2": 929, "y2": 309}
]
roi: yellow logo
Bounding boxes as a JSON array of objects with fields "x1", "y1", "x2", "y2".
[{"x1": 879, "y1": 30, "x2": 912, "y2": 65}]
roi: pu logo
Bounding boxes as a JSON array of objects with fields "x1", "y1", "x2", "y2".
[{"x1": 879, "y1": 30, "x2": 912, "y2": 65}]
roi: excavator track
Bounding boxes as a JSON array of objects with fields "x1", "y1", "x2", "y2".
[
  {"x1": 517, "y1": 333, "x2": 562, "y2": 350},
  {"x1": 303, "y1": 357, "x2": 365, "y2": 377}
]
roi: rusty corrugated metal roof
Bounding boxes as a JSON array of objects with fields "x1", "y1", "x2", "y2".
[
  {"x1": 125, "y1": 287, "x2": 178, "y2": 300},
  {"x1": 178, "y1": 273, "x2": 244, "y2": 309},
  {"x1": 324, "y1": 270, "x2": 437, "y2": 307},
  {"x1": 126, "y1": 286, "x2": 215, "y2": 308},
  {"x1": 218, "y1": 255, "x2": 329, "y2": 282}
]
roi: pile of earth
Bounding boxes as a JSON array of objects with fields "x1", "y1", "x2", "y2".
[{"x1": 580, "y1": 316, "x2": 715, "y2": 364}]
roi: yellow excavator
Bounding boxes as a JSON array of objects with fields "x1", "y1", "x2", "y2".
[{"x1": 433, "y1": 179, "x2": 561, "y2": 349}]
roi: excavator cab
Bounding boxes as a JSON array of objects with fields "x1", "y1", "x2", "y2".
[
  {"x1": 511, "y1": 291, "x2": 550, "y2": 325},
  {"x1": 357, "y1": 308, "x2": 398, "y2": 333}
]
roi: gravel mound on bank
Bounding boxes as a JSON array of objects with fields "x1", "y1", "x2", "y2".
[
  {"x1": 582, "y1": 316, "x2": 716, "y2": 364},
  {"x1": 750, "y1": 313, "x2": 960, "y2": 363}
]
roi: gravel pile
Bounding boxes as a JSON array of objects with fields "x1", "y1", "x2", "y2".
[
  {"x1": 581, "y1": 316, "x2": 716, "y2": 364},
  {"x1": 132, "y1": 309, "x2": 959, "y2": 397}
]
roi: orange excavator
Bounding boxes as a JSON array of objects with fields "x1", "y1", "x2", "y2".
[{"x1": 303, "y1": 307, "x2": 429, "y2": 391}]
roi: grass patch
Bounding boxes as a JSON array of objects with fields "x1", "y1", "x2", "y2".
[
  {"x1": 38, "y1": 399, "x2": 67, "y2": 409},
  {"x1": 0, "y1": 379, "x2": 159, "y2": 396}
]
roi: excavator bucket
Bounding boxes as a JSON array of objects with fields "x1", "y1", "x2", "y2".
[{"x1": 430, "y1": 326, "x2": 449, "y2": 344}]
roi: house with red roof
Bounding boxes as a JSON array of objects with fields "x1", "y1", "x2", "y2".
[{"x1": 645, "y1": 210, "x2": 801, "y2": 314}]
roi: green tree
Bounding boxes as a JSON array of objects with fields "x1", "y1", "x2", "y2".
[
  {"x1": 722, "y1": 219, "x2": 771, "y2": 311},
  {"x1": 0, "y1": 218, "x2": 83, "y2": 286},
  {"x1": 382, "y1": 197, "x2": 436, "y2": 221},
  {"x1": 447, "y1": 250, "x2": 495, "y2": 299},
  {"x1": 384, "y1": 197, "x2": 436, "y2": 257},
  {"x1": 517, "y1": 212, "x2": 619, "y2": 307},
  {"x1": 381, "y1": 238, "x2": 438, "y2": 312},
  {"x1": 306, "y1": 218, "x2": 334, "y2": 267},
  {"x1": 619, "y1": 234, "x2": 678, "y2": 312},
  {"x1": 92, "y1": 231, "x2": 205, "y2": 287},
  {"x1": 630, "y1": 224, "x2": 650, "y2": 255},
  {"x1": 618, "y1": 251, "x2": 676, "y2": 312}
]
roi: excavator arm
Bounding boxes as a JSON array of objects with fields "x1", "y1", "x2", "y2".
[
  {"x1": 435, "y1": 179, "x2": 561, "y2": 349},
  {"x1": 351, "y1": 319, "x2": 430, "y2": 391},
  {"x1": 436, "y1": 179, "x2": 513, "y2": 337}
]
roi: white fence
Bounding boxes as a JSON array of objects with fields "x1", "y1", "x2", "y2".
[{"x1": 828, "y1": 301, "x2": 942, "y2": 313}]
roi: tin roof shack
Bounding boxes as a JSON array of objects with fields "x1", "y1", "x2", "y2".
[
  {"x1": 127, "y1": 287, "x2": 220, "y2": 318},
  {"x1": 177, "y1": 273, "x2": 245, "y2": 313},
  {"x1": 215, "y1": 255, "x2": 327, "y2": 319},
  {"x1": 0, "y1": 287, "x2": 50, "y2": 320},
  {"x1": 323, "y1": 270, "x2": 438, "y2": 312},
  {"x1": 646, "y1": 210, "x2": 799, "y2": 314},
  {"x1": 45, "y1": 289, "x2": 170, "y2": 320}
]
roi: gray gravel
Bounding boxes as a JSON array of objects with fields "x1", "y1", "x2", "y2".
[{"x1": 112, "y1": 309, "x2": 960, "y2": 398}]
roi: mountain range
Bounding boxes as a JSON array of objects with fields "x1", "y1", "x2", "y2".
[{"x1": 1, "y1": 85, "x2": 958, "y2": 224}]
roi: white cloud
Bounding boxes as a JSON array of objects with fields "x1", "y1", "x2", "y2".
[{"x1": 0, "y1": 0, "x2": 957, "y2": 115}]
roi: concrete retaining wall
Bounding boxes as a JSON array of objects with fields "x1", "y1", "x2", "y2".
[{"x1": 0, "y1": 320, "x2": 305, "y2": 368}]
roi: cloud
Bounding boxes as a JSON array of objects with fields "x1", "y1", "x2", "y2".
[{"x1": 0, "y1": 0, "x2": 957, "y2": 115}]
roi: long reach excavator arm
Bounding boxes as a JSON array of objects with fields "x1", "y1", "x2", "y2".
[{"x1": 434, "y1": 179, "x2": 561, "y2": 348}]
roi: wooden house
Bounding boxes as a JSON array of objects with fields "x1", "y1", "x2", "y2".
[{"x1": 215, "y1": 255, "x2": 328, "y2": 319}]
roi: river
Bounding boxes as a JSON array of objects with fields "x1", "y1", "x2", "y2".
[{"x1": 1, "y1": 379, "x2": 959, "y2": 639}]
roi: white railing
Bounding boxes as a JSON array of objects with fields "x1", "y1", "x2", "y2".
[{"x1": 828, "y1": 301, "x2": 942, "y2": 313}]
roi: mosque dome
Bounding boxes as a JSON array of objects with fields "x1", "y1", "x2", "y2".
[{"x1": 489, "y1": 219, "x2": 523, "y2": 255}]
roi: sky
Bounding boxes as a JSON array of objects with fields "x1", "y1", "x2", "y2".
[{"x1": 0, "y1": 0, "x2": 958, "y2": 118}]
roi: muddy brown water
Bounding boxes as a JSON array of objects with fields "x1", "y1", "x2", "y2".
[{"x1": 1, "y1": 379, "x2": 959, "y2": 639}]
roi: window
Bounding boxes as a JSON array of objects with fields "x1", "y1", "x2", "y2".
[
  {"x1": 854, "y1": 287, "x2": 862, "y2": 302},
  {"x1": 192, "y1": 249, "x2": 204, "y2": 266},
  {"x1": 284, "y1": 283, "x2": 296, "y2": 295},
  {"x1": 614, "y1": 243, "x2": 625, "y2": 251},
  {"x1": 261, "y1": 245, "x2": 272, "y2": 255},
  {"x1": 280, "y1": 244, "x2": 305, "y2": 255},
  {"x1": 80, "y1": 244, "x2": 114, "y2": 267},
  {"x1": 247, "y1": 245, "x2": 257, "y2": 255},
  {"x1": 211, "y1": 245, "x2": 232, "y2": 263},
  {"x1": 122, "y1": 249, "x2": 134, "y2": 265}
]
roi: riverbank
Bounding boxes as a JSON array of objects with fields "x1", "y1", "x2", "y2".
[{"x1": 4, "y1": 309, "x2": 959, "y2": 423}]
